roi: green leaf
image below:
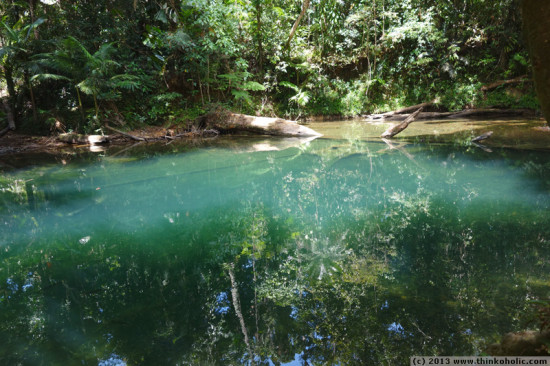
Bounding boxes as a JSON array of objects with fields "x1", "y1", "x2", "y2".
[
  {"x1": 231, "y1": 89, "x2": 251, "y2": 103},
  {"x1": 31, "y1": 73, "x2": 71, "y2": 82},
  {"x1": 242, "y1": 81, "x2": 265, "y2": 91},
  {"x1": 279, "y1": 81, "x2": 299, "y2": 92}
]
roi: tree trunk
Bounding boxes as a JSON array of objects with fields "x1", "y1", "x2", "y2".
[
  {"x1": 2, "y1": 98, "x2": 16, "y2": 131},
  {"x1": 3, "y1": 65, "x2": 17, "y2": 130},
  {"x1": 228, "y1": 263, "x2": 255, "y2": 365},
  {"x1": 93, "y1": 93, "x2": 99, "y2": 120},
  {"x1": 28, "y1": 0, "x2": 39, "y2": 39},
  {"x1": 197, "y1": 108, "x2": 322, "y2": 137},
  {"x1": 255, "y1": 1, "x2": 263, "y2": 72},
  {"x1": 286, "y1": 0, "x2": 310, "y2": 49},
  {"x1": 25, "y1": 71, "x2": 38, "y2": 123},
  {"x1": 522, "y1": 0, "x2": 550, "y2": 124},
  {"x1": 75, "y1": 87, "x2": 85, "y2": 127}
]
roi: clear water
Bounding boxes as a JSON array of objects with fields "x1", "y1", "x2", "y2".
[{"x1": 1, "y1": 127, "x2": 550, "y2": 365}]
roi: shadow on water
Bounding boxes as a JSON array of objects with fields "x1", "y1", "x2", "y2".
[{"x1": 1, "y1": 130, "x2": 550, "y2": 364}]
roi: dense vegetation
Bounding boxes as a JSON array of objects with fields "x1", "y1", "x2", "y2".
[{"x1": 0, "y1": 0, "x2": 541, "y2": 134}]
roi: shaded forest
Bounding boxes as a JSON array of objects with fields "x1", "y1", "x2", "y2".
[{"x1": 0, "y1": 0, "x2": 544, "y2": 134}]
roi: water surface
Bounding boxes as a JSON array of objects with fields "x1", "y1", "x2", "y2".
[{"x1": 1, "y1": 122, "x2": 550, "y2": 365}]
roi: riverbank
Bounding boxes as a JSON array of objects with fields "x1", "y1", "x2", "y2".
[{"x1": 1, "y1": 114, "x2": 549, "y2": 157}]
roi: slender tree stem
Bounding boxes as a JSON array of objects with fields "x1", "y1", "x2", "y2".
[{"x1": 228, "y1": 262, "x2": 255, "y2": 365}]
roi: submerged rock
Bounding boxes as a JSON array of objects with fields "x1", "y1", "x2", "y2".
[{"x1": 487, "y1": 330, "x2": 550, "y2": 356}]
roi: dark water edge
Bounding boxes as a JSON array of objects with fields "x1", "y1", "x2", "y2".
[{"x1": 1, "y1": 125, "x2": 550, "y2": 365}]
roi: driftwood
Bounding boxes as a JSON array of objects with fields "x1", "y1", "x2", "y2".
[
  {"x1": 58, "y1": 133, "x2": 109, "y2": 145},
  {"x1": 448, "y1": 108, "x2": 534, "y2": 119},
  {"x1": 103, "y1": 125, "x2": 219, "y2": 144},
  {"x1": 197, "y1": 109, "x2": 322, "y2": 137},
  {"x1": 367, "y1": 100, "x2": 438, "y2": 120},
  {"x1": 105, "y1": 125, "x2": 145, "y2": 141},
  {"x1": 61, "y1": 110, "x2": 320, "y2": 147},
  {"x1": 471, "y1": 131, "x2": 493, "y2": 143},
  {"x1": 481, "y1": 75, "x2": 530, "y2": 92},
  {"x1": 367, "y1": 96, "x2": 535, "y2": 122},
  {"x1": 381, "y1": 107, "x2": 423, "y2": 138},
  {"x1": 369, "y1": 108, "x2": 535, "y2": 122},
  {"x1": 374, "y1": 111, "x2": 453, "y2": 121},
  {"x1": 381, "y1": 100, "x2": 437, "y2": 117}
]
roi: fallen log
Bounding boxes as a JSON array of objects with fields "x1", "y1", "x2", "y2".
[
  {"x1": 58, "y1": 133, "x2": 109, "y2": 145},
  {"x1": 471, "y1": 131, "x2": 493, "y2": 143},
  {"x1": 448, "y1": 108, "x2": 534, "y2": 119},
  {"x1": 105, "y1": 125, "x2": 145, "y2": 141},
  {"x1": 381, "y1": 107, "x2": 423, "y2": 138},
  {"x1": 371, "y1": 111, "x2": 455, "y2": 121},
  {"x1": 481, "y1": 75, "x2": 530, "y2": 92},
  {"x1": 381, "y1": 99, "x2": 438, "y2": 117},
  {"x1": 366, "y1": 106, "x2": 535, "y2": 121},
  {"x1": 197, "y1": 109, "x2": 322, "y2": 137}
]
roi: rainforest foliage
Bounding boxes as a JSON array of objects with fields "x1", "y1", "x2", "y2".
[{"x1": 0, "y1": 0, "x2": 540, "y2": 133}]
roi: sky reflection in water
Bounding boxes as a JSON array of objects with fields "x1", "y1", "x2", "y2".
[{"x1": 1, "y1": 133, "x2": 550, "y2": 365}]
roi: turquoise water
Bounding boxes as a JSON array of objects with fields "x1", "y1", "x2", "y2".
[{"x1": 1, "y1": 133, "x2": 550, "y2": 365}]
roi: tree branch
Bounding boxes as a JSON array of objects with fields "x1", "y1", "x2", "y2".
[
  {"x1": 481, "y1": 75, "x2": 530, "y2": 92},
  {"x1": 105, "y1": 124, "x2": 146, "y2": 141},
  {"x1": 381, "y1": 107, "x2": 423, "y2": 138},
  {"x1": 286, "y1": 0, "x2": 310, "y2": 49}
]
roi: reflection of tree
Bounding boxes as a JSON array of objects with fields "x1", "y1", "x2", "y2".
[{"x1": 1, "y1": 142, "x2": 550, "y2": 364}]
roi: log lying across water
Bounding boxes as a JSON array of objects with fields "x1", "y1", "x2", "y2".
[
  {"x1": 197, "y1": 109, "x2": 322, "y2": 137},
  {"x1": 471, "y1": 131, "x2": 493, "y2": 143},
  {"x1": 58, "y1": 133, "x2": 109, "y2": 145},
  {"x1": 58, "y1": 110, "x2": 322, "y2": 146},
  {"x1": 367, "y1": 107, "x2": 535, "y2": 122}
]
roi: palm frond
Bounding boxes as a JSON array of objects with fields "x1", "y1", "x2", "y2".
[
  {"x1": 64, "y1": 36, "x2": 94, "y2": 63},
  {"x1": 23, "y1": 18, "x2": 45, "y2": 42},
  {"x1": 31, "y1": 73, "x2": 71, "y2": 82},
  {"x1": 110, "y1": 74, "x2": 141, "y2": 91},
  {"x1": 76, "y1": 80, "x2": 98, "y2": 96}
]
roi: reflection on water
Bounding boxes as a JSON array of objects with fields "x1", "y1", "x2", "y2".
[
  {"x1": 1, "y1": 133, "x2": 550, "y2": 365},
  {"x1": 309, "y1": 117, "x2": 550, "y2": 151}
]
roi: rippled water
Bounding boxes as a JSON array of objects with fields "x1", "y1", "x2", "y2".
[{"x1": 1, "y1": 123, "x2": 550, "y2": 365}]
